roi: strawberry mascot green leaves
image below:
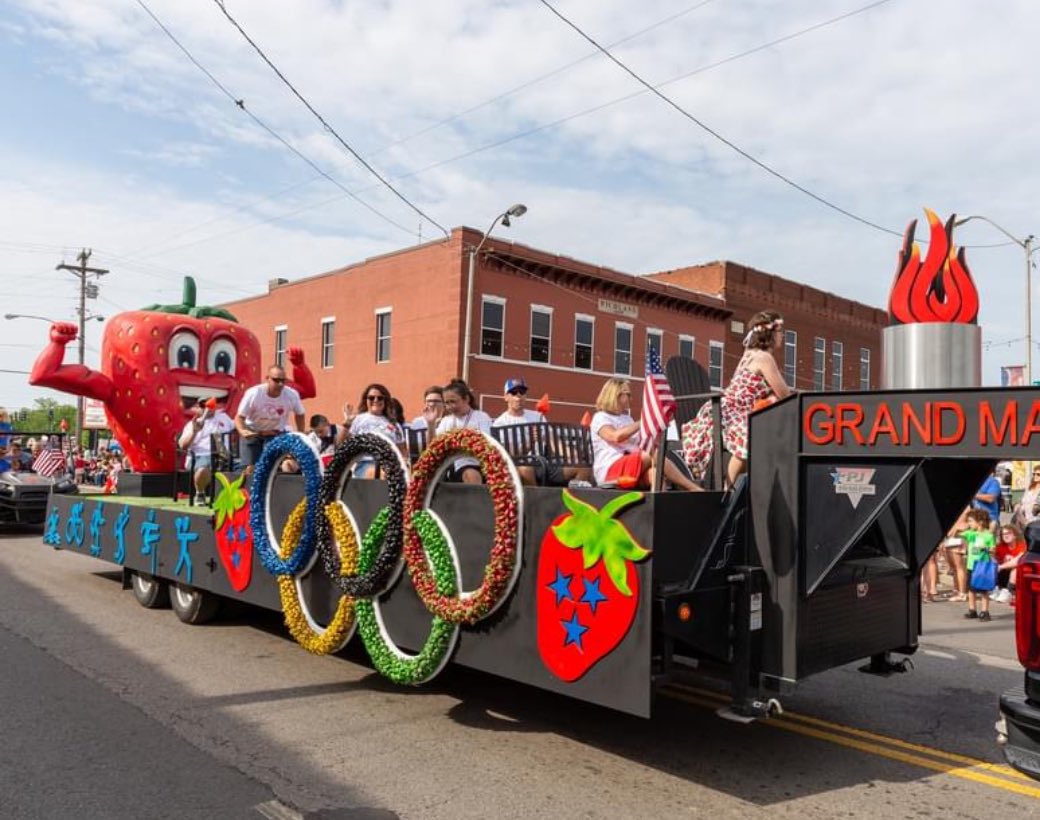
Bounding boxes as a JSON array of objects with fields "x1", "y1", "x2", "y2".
[{"x1": 537, "y1": 490, "x2": 649, "y2": 681}]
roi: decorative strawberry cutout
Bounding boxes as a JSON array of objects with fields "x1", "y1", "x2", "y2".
[
  {"x1": 537, "y1": 490, "x2": 649, "y2": 681},
  {"x1": 213, "y1": 472, "x2": 254, "y2": 592}
]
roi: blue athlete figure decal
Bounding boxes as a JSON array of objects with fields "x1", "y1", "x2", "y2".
[
  {"x1": 44, "y1": 507, "x2": 62, "y2": 546},
  {"x1": 139, "y1": 508, "x2": 160, "y2": 576},
  {"x1": 113, "y1": 505, "x2": 131, "y2": 564},
  {"x1": 173, "y1": 515, "x2": 198, "y2": 585},
  {"x1": 64, "y1": 500, "x2": 85, "y2": 548},
  {"x1": 88, "y1": 502, "x2": 107, "y2": 557}
]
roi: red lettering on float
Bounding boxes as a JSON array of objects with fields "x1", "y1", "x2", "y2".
[
  {"x1": 835, "y1": 403, "x2": 865, "y2": 445},
  {"x1": 979, "y1": 400, "x2": 1017, "y2": 445},
  {"x1": 902, "y1": 403, "x2": 931, "y2": 443},
  {"x1": 933, "y1": 401, "x2": 965, "y2": 445},
  {"x1": 1022, "y1": 401, "x2": 1040, "y2": 446},
  {"x1": 804, "y1": 402, "x2": 835, "y2": 445},
  {"x1": 868, "y1": 402, "x2": 899, "y2": 445}
]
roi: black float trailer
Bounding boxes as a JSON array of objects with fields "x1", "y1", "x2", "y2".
[{"x1": 39, "y1": 387, "x2": 1039, "y2": 718}]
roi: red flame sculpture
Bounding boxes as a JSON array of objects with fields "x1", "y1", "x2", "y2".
[{"x1": 888, "y1": 208, "x2": 979, "y2": 325}]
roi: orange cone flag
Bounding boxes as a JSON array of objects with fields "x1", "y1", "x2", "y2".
[
  {"x1": 580, "y1": 410, "x2": 592, "y2": 427},
  {"x1": 535, "y1": 393, "x2": 551, "y2": 416},
  {"x1": 205, "y1": 397, "x2": 219, "y2": 411}
]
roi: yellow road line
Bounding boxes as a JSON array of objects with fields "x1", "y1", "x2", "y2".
[{"x1": 661, "y1": 684, "x2": 1040, "y2": 800}]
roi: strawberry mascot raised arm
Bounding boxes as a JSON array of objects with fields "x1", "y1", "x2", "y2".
[{"x1": 29, "y1": 276, "x2": 316, "y2": 473}]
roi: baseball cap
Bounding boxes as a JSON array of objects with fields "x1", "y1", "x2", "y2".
[{"x1": 504, "y1": 377, "x2": 528, "y2": 394}]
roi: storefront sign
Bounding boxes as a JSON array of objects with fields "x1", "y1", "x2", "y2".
[{"x1": 597, "y1": 298, "x2": 638, "y2": 319}]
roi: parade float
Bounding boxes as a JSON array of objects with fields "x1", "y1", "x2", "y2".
[{"x1": 33, "y1": 219, "x2": 1040, "y2": 718}]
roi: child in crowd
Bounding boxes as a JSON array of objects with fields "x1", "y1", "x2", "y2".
[
  {"x1": 963, "y1": 508, "x2": 996, "y2": 621},
  {"x1": 993, "y1": 523, "x2": 1027, "y2": 605}
]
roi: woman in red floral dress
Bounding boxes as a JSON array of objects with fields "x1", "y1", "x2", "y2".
[{"x1": 681, "y1": 310, "x2": 792, "y2": 488}]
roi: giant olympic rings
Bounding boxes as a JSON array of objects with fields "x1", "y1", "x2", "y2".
[
  {"x1": 355, "y1": 509, "x2": 461, "y2": 684},
  {"x1": 403, "y1": 427, "x2": 524, "y2": 625},
  {"x1": 315, "y1": 433, "x2": 409, "y2": 598},
  {"x1": 250, "y1": 433, "x2": 323, "y2": 576}
]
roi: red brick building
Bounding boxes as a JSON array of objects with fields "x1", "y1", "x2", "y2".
[
  {"x1": 222, "y1": 228, "x2": 731, "y2": 424},
  {"x1": 647, "y1": 261, "x2": 887, "y2": 393}
]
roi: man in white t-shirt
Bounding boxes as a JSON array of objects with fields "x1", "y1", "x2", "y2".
[
  {"x1": 235, "y1": 365, "x2": 307, "y2": 476},
  {"x1": 179, "y1": 398, "x2": 235, "y2": 504}
]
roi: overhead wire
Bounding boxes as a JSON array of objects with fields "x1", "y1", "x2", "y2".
[
  {"x1": 537, "y1": 0, "x2": 904, "y2": 237},
  {"x1": 209, "y1": 0, "x2": 449, "y2": 237},
  {"x1": 133, "y1": 0, "x2": 418, "y2": 239}
]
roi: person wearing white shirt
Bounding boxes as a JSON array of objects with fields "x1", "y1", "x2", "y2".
[
  {"x1": 435, "y1": 378, "x2": 492, "y2": 483},
  {"x1": 179, "y1": 399, "x2": 235, "y2": 503},
  {"x1": 341, "y1": 383, "x2": 406, "y2": 477},
  {"x1": 235, "y1": 365, "x2": 307, "y2": 477}
]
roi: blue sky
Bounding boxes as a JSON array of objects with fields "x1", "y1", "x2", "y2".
[{"x1": 2, "y1": 0, "x2": 1039, "y2": 410}]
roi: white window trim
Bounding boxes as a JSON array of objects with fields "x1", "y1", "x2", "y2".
[
  {"x1": 784, "y1": 329, "x2": 798, "y2": 387},
  {"x1": 320, "y1": 317, "x2": 335, "y2": 369},
  {"x1": 678, "y1": 334, "x2": 695, "y2": 359},
  {"x1": 481, "y1": 295, "x2": 506, "y2": 359},
  {"x1": 646, "y1": 328, "x2": 663, "y2": 356},
  {"x1": 708, "y1": 340, "x2": 724, "y2": 388},
  {"x1": 274, "y1": 324, "x2": 288, "y2": 368},
  {"x1": 614, "y1": 321, "x2": 634, "y2": 376},
  {"x1": 375, "y1": 309, "x2": 392, "y2": 364},
  {"x1": 831, "y1": 340, "x2": 844, "y2": 391},
  {"x1": 574, "y1": 314, "x2": 595, "y2": 370},
  {"x1": 860, "y1": 347, "x2": 871, "y2": 390},
  {"x1": 813, "y1": 336, "x2": 826, "y2": 390},
  {"x1": 530, "y1": 305, "x2": 553, "y2": 364}
]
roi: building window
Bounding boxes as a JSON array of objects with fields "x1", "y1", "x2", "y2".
[
  {"x1": 321, "y1": 317, "x2": 335, "y2": 369},
  {"x1": 813, "y1": 336, "x2": 826, "y2": 391},
  {"x1": 274, "y1": 325, "x2": 287, "y2": 368},
  {"x1": 375, "y1": 309, "x2": 392, "y2": 363},
  {"x1": 831, "y1": 340, "x2": 843, "y2": 391},
  {"x1": 646, "y1": 329, "x2": 663, "y2": 367},
  {"x1": 530, "y1": 306, "x2": 552, "y2": 364},
  {"x1": 709, "y1": 341, "x2": 724, "y2": 389},
  {"x1": 679, "y1": 335, "x2": 695, "y2": 360},
  {"x1": 481, "y1": 296, "x2": 505, "y2": 357},
  {"x1": 784, "y1": 330, "x2": 797, "y2": 387},
  {"x1": 860, "y1": 347, "x2": 871, "y2": 390},
  {"x1": 614, "y1": 323, "x2": 633, "y2": 375},
  {"x1": 575, "y1": 315, "x2": 594, "y2": 370}
]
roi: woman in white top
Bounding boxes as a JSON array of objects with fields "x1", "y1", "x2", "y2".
[
  {"x1": 1014, "y1": 466, "x2": 1040, "y2": 530},
  {"x1": 590, "y1": 378, "x2": 701, "y2": 491},
  {"x1": 341, "y1": 382, "x2": 406, "y2": 477},
  {"x1": 435, "y1": 378, "x2": 493, "y2": 484}
]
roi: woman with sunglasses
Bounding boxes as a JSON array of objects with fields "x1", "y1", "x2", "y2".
[
  {"x1": 341, "y1": 383, "x2": 406, "y2": 477},
  {"x1": 434, "y1": 378, "x2": 492, "y2": 484},
  {"x1": 1013, "y1": 466, "x2": 1040, "y2": 530}
]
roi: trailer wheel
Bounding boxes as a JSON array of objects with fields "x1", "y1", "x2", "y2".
[
  {"x1": 131, "y1": 572, "x2": 170, "y2": 609},
  {"x1": 169, "y1": 583, "x2": 221, "y2": 625}
]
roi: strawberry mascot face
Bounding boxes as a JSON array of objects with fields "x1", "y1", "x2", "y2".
[
  {"x1": 103, "y1": 283, "x2": 261, "y2": 472},
  {"x1": 29, "y1": 277, "x2": 261, "y2": 473}
]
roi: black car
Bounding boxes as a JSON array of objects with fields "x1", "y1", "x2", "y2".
[
  {"x1": 999, "y1": 520, "x2": 1040, "y2": 777},
  {"x1": 0, "y1": 462, "x2": 78, "y2": 527}
]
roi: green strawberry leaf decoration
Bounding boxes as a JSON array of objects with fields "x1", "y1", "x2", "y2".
[
  {"x1": 142, "y1": 276, "x2": 239, "y2": 321},
  {"x1": 552, "y1": 490, "x2": 649, "y2": 596},
  {"x1": 213, "y1": 472, "x2": 248, "y2": 530}
]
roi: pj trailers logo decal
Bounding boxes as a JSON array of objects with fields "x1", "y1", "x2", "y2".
[{"x1": 830, "y1": 467, "x2": 876, "y2": 509}]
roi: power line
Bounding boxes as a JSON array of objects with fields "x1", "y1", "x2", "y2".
[
  {"x1": 371, "y1": 0, "x2": 718, "y2": 157},
  {"x1": 133, "y1": 0, "x2": 417, "y2": 239},
  {"x1": 209, "y1": 0, "x2": 449, "y2": 238},
  {"x1": 538, "y1": 0, "x2": 903, "y2": 237}
]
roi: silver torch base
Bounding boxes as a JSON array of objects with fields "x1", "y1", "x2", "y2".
[{"x1": 881, "y1": 323, "x2": 981, "y2": 390}]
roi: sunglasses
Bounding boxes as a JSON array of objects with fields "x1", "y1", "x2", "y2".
[
  {"x1": 507, "y1": 389, "x2": 527, "y2": 396},
  {"x1": 268, "y1": 376, "x2": 286, "y2": 383},
  {"x1": 366, "y1": 394, "x2": 386, "y2": 403}
]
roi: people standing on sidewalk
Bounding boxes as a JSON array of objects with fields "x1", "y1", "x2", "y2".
[
  {"x1": 963, "y1": 508, "x2": 996, "y2": 622},
  {"x1": 1013, "y1": 466, "x2": 1040, "y2": 530}
]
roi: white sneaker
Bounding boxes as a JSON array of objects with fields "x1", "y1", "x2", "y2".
[{"x1": 998, "y1": 588, "x2": 1013, "y2": 603}]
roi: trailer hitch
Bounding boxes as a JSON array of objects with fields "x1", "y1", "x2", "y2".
[
  {"x1": 858, "y1": 652, "x2": 914, "y2": 677},
  {"x1": 717, "y1": 696, "x2": 783, "y2": 724}
]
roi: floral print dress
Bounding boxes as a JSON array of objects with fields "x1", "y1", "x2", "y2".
[{"x1": 681, "y1": 365, "x2": 772, "y2": 478}]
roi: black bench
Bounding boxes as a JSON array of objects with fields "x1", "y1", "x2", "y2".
[{"x1": 490, "y1": 422, "x2": 593, "y2": 484}]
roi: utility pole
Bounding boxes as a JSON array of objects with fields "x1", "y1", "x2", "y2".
[{"x1": 56, "y1": 249, "x2": 108, "y2": 446}]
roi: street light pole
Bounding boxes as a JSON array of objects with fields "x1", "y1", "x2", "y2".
[
  {"x1": 953, "y1": 215, "x2": 1035, "y2": 384},
  {"x1": 461, "y1": 204, "x2": 527, "y2": 383},
  {"x1": 56, "y1": 249, "x2": 108, "y2": 446}
]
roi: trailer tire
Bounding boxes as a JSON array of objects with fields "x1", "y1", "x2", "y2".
[
  {"x1": 131, "y1": 572, "x2": 170, "y2": 609},
  {"x1": 170, "y1": 583, "x2": 221, "y2": 625}
]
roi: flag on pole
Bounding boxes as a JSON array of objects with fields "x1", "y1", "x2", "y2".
[
  {"x1": 639, "y1": 347, "x2": 676, "y2": 453},
  {"x1": 32, "y1": 449, "x2": 66, "y2": 478}
]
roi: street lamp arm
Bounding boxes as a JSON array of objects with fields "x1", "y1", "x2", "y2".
[{"x1": 954, "y1": 214, "x2": 1030, "y2": 249}]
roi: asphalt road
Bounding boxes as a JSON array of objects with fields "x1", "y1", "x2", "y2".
[{"x1": 0, "y1": 531, "x2": 1037, "y2": 819}]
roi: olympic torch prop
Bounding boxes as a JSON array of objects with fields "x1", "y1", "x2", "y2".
[{"x1": 882, "y1": 209, "x2": 981, "y2": 389}]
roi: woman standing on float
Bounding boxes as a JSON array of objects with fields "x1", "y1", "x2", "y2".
[{"x1": 681, "y1": 310, "x2": 792, "y2": 488}]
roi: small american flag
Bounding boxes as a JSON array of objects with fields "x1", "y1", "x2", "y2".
[
  {"x1": 33, "y1": 449, "x2": 66, "y2": 478},
  {"x1": 639, "y1": 347, "x2": 676, "y2": 453}
]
